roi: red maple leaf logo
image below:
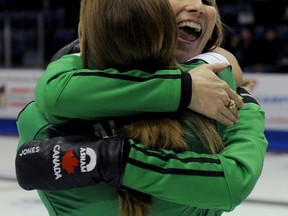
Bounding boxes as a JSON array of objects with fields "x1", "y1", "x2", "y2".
[{"x1": 61, "y1": 151, "x2": 79, "y2": 174}]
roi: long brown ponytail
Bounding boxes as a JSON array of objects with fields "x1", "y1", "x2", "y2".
[{"x1": 79, "y1": 0, "x2": 223, "y2": 215}]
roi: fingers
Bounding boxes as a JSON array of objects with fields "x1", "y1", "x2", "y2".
[
  {"x1": 219, "y1": 79, "x2": 244, "y2": 110},
  {"x1": 207, "y1": 63, "x2": 229, "y2": 73},
  {"x1": 187, "y1": 64, "x2": 243, "y2": 126},
  {"x1": 208, "y1": 63, "x2": 244, "y2": 109},
  {"x1": 216, "y1": 115, "x2": 235, "y2": 127},
  {"x1": 213, "y1": 98, "x2": 239, "y2": 126},
  {"x1": 220, "y1": 106, "x2": 238, "y2": 126},
  {"x1": 228, "y1": 91, "x2": 244, "y2": 109},
  {"x1": 226, "y1": 99, "x2": 236, "y2": 110},
  {"x1": 209, "y1": 63, "x2": 244, "y2": 109},
  {"x1": 204, "y1": 99, "x2": 239, "y2": 126}
]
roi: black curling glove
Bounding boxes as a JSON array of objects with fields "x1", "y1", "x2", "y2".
[
  {"x1": 15, "y1": 135, "x2": 130, "y2": 191},
  {"x1": 50, "y1": 38, "x2": 80, "y2": 62}
]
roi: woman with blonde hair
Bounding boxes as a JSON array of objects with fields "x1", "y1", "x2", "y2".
[{"x1": 16, "y1": 0, "x2": 267, "y2": 215}]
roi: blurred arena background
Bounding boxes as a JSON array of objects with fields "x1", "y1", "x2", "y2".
[{"x1": 0, "y1": 0, "x2": 288, "y2": 215}]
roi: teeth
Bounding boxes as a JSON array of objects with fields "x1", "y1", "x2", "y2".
[{"x1": 178, "y1": 21, "x2": 201, "y2": 32}]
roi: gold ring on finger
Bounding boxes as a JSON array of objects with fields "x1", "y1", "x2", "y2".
[{"x1": 227, "y1": 99, "x2": 236, "y2": 110}]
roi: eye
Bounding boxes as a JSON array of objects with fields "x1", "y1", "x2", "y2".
[{"x1": 202, "y1": 0, "x2": 212, "y2": 6}]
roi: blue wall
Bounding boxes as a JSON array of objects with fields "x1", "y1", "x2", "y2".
[
  {"x1": 0, "y1": 119, "x2": 18, "y2": 136},
  {"x1": 265, "y1": 130, "x2": 288, "y2": 152}
]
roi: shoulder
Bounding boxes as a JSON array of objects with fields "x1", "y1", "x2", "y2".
[
  {"x1": 187, "y1": 52, "x2": 230, "y2": 65},
  {"x1": 214, "y1": 47, "x2": 243, "y2": 86}
]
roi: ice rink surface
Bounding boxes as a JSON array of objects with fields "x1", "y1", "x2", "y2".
[{"x1": 1, "y1": 135, "x2": 288, "y2": 216}]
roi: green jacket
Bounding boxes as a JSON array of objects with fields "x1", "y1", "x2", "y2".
[{"x1": 16, "y1": 53, "x2": 268, "y2": 216}]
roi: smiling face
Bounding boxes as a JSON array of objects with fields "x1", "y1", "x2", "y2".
[{"x1": 169, "y1": 0, "x2": 218, "y2": 63}]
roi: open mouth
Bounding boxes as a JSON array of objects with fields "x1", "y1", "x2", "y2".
[{"x1": 178, "y1": 21, "x2": 202, "y2": 42}]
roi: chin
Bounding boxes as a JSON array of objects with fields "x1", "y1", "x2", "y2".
[
  {"x1": 176, "y1": 51, "x2": 189, "y2": 63},
  {"x1": 178, "y1": 42, "x2": 203, "y2": 59}
]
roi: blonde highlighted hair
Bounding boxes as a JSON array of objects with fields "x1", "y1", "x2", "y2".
[{"x1": 204, "y1": 0, "x2": 225, "y2": 52}]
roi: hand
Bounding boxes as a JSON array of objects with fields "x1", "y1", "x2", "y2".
[
  {"x1": 16, "y1": 135, "x2": 129, "y2": 191},
  {"x1": 50, "y1": 39, "x2": 80, "y2": 62},
  {"x1": 187, "y1": 63, "x2": 243, "y2": 126}
]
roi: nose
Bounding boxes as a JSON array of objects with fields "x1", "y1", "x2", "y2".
[{"x1": 184, "y1": 0, "x2": 205, "y2": 14}]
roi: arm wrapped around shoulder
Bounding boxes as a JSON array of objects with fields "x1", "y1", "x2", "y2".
[
  {"x1": 50, "y1": 39, "x2": 80, "y2": 62},
  {"x1": 15, "y1": 135, "x2": 130, "y2": 191}
]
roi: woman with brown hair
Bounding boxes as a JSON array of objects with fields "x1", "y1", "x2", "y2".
[{"x1": 78, "y1": 1, "x2": 229, "y2": 214}]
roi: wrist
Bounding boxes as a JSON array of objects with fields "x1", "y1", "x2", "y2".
[{"x1": 178, "y1": 72, "x2": 192, "y2": 111}]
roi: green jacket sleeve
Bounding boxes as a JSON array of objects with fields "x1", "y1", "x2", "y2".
[
  {"x1": 121, "y1": 89, "x2": 268, "y2": 211},
  {"x1": 35, "y1": 54, "x2": 183, "y2": 124},
  {"x1": 16, "y1": 102, "x2": 50, "y2": 147},
  {"x1": 21, "y1": 52, "x2": 267, "y2": 212}
]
